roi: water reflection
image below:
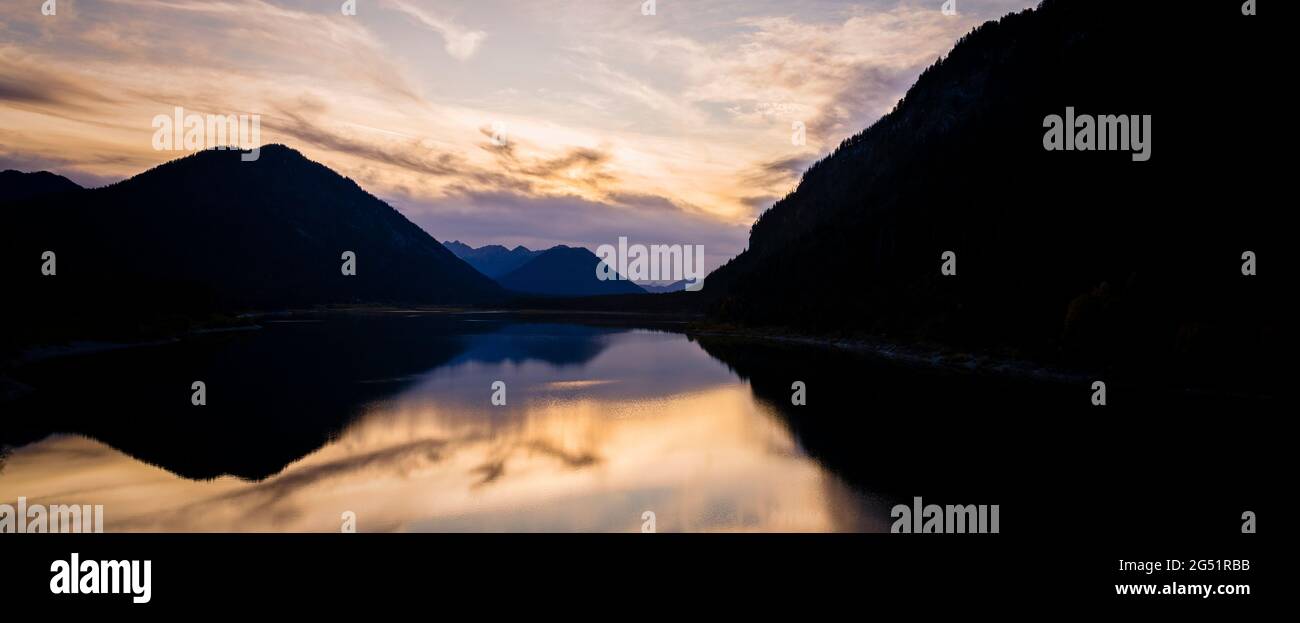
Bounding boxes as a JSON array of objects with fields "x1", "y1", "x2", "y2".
[{"x1": 0, "y1": 314, "x2": 892, "y2": 532}]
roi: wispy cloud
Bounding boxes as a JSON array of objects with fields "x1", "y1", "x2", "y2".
[
  {"x1": 386, "y1": 0, "x2": 486, "y2": 61},
  {"x1": 0, "y1": 0, "x2": 1039, "y2": 266}
]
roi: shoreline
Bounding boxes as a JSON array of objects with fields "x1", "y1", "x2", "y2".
[
  {"x1": 682, "y1": 325, "x2": 1090, "y2": 386},
  {"x1": 681, "y1": 324, "x2": 1275, "y2": 403},
  {"x1": 4, "y1": 306, "x2": 1272, "y2": 402}
]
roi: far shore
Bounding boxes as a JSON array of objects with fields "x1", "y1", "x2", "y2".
[{"x1": 4, "y1": 304, "x2": 1273, "y2": 403}]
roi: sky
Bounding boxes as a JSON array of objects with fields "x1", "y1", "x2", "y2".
[{"x1": 0, "y1": 0, "x2": 1038, "y2": 272}]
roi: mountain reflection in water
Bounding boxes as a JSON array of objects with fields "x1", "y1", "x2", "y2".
[{"x1": 0, "y1": 313, "x2": 891, "y2": 532}]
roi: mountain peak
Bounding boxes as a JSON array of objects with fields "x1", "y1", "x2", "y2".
[
  {"x1": 445, "y1": 241, "x2": 543, "y2": 279},
  {"x1": 0, "y1": 170, "x2": 83, "y2": 204},
  {"x1": 3, "y1": 146, "x2": 504, "y2": 310},
  {"x1": 499, "y1": 246, "x2": 645, "y2": 297}
]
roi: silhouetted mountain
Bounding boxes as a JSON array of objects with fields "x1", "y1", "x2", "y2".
[
  {"x1": 702, "y1": 0, "x2": 1279, "y2": 389},
  {"x1": 448, "y1": 240, "x2": 661, "y2": 297},
  {"x1": 499, "y1": 245, "x2": 646, "y2": 297},
  {"x1": 1, "y1": 145, "x2": 504, "y2": 348},
  {"x1": 444, "y1": 240, "x2": 541, "y2": 278},
  {"x1": 639, "y1": 280, "x2": 690, "y2": 294},
  {"x1": 0, "y1": 170, "x2": 82, "y2": 203}
]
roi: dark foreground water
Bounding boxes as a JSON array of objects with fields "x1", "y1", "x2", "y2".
[{"x1": 0, "y1": 310, "x2": 1279, "y2": 533}]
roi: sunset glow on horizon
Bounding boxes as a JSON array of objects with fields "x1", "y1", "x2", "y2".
[{"x1": 1, "y1": 0, "x2": 1037, "y2": 269}]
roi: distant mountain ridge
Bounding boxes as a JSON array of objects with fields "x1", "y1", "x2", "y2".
[
  {"x1": 448, "y1": 241, "x2": 649, "y2": 297},
  {"x1": 0, "y1": 170, "x2": 82, "y2": 204},
  {"x1": 444, "y1": 240, "x2": 541, "y2": 278},
  {"x1": 639, "y1": 280, "x2": 690, "y2": 294},
  {"x1": 499, "y1": 245, "x2": 646, "y2": 297}
]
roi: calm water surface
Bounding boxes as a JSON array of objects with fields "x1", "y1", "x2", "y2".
[{"x1": 0, "y1": 313, "x2": 894, "y2": 532}]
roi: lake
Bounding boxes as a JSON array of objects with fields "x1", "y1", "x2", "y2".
[{"x1": 0, "y1": 310, "x2": 1275, "y2": 534}]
